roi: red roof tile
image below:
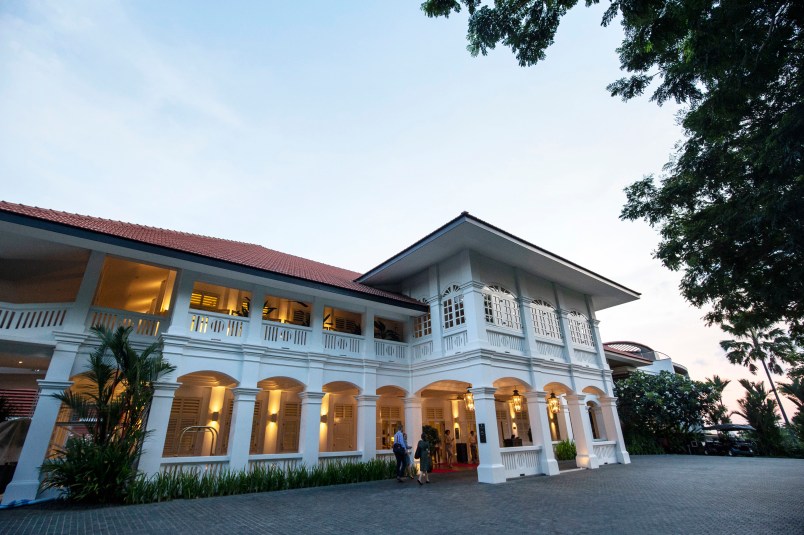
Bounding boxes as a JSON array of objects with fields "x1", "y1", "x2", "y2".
[{"x1": 0, "y1": 201, "x2": 422, "y2": 307}]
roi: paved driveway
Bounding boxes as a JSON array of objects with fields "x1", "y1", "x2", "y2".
[{"x1": 1, "y1": 456, "x2": 802, "y2": 534}]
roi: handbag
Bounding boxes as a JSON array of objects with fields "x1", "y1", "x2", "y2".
[
  {"x1": 414, "y1": 444, "x2": 421, "y2": 460},
  {"x1": 393, "y1": 442, "x2": 404, "y2": 454}
]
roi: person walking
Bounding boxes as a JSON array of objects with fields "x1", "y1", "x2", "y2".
[
  {"x1": 416, "y1": 433, "x2": 431, "y2": 485},
  {"x1": 404, "y1": 432, "x2": 415, "y2": 479},
  {"x1": 393, "y1": 424, "x2": 407, "y2": 482},
  {"x1": 469, "y1": 429, "x2": 478, "y2": 464},
  {"x1": 444, "y1": 429, "x2": 455, "y2": 468}
]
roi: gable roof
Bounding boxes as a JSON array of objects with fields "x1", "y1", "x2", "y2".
[{"x1": 0, "y1": 201, "x2": 425, "y2": 310}]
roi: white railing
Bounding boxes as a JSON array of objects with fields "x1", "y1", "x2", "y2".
[
  {"x1": 488, "y1": 330, "x2": 526, "y2": 353},
  {"x1": 160, "y1": 456, "x2": 230, "y2": 475},
  {"x1": 593, "y1": 441, "x2": 617, "y2": 465},
  {"x1": 248, "y1": 453, "x2": 303, "y2": 471},
  {"x1": 262, "y1": 322, "x2": 310, "y2": 348},
  {"x1": 534, "y1": 340, "x2": 567, "y2": 362},
  {"x1": 87, "y1": 307, "x2": 164, "y2": 337},
  {"x1": 411, "y1": 339, "x2": 433, "y2": 361},
  {"x1": 0, "y1": 302, "x2": 70, "y2": 335},
  {"x1": 188, "y1": 310, "x2": 247, "y2": 340},
  {"x1": 322, "y1": 331, "x2": 362, "y2": 356},
  {"x1": 375, "y1": 451, "x2": 396, "y2": 463},
  {"x1": 318, "y1": 451, "x2": 362, "y2": 466},
  {"x1": 374, "y1": 339, "x2": 407, "y2": 361},
  {"x1": 444, "y1": 330, "x2": 468, "y2": 353},
  {"x1": 573, "y1": 349, "x2": 599, "y2": 368},
  {"x1": 500, "y1": 446, "x2": 542, "y2": 478}
]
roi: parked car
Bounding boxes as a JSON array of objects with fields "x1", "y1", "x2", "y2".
[{"x1": 700, "y1": 424, "x2": 756, "y2": 457}]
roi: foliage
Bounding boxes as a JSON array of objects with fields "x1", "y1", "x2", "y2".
[
  {"x1": 733, "y1": 379, "x2": 785, "y2": 456},
  {"x1": 615, "y1": 371, "x2": 717, "y2": 453},
  {"x1": 622, "y1": 432, "x2": 665, "y2": 456},
  {"x1": 126, "y1": 459, "x2": 396, "y2": 505},
  {"x1": 703, "y1": 375, "x2": 731, "y2": 426},
  {"x1": 779, "y1": 376, "x2": 804, "y2": 443},
  {"x1": 720, "y1": 320, "x2": 801, "y2": 426},
  {"x1": 421, "y1": 0, "x2": 804, "y2": 339},
  {"x1": 421, "y1": 424, "x2": 441, "y2": 447},
  {"x1": 0, "y1": 395, "x2": 14, "y2": 422},
  {"x1": 40, "y1": 325, "x2": 175, "y2": 503},
  {"x1": 374, "y1": 320, "x2": 401, "y2": 341},
  {"x1": 554, "y1": 439, "x2": 576, "y2": 461}
]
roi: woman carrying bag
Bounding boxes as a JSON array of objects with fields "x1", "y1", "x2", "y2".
[{"x1": 414, "y1": 433, "x2": 431, "y2": 485}]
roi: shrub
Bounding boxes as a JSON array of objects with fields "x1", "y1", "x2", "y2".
[{"x1": 554, "y1": 439, "x2": 576, "y2": 461}]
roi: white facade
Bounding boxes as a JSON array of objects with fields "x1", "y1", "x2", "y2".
[{"x1": 0, "y1": 206, "x2": 637, "y2": 503}]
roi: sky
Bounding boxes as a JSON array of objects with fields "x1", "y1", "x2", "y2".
[{"x1": 0, "y1": 0, "x2": 795, "y2": 419}]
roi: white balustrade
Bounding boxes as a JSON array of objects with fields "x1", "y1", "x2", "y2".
[
  {"x1": 87, "y1": 307, "x2": 163, "y2": 337},
  {"x1": 188, "y1": 311, "x2": 247, "y2": 340},
  {"x1": 262, "y1": 322, "x2": 310, "y2": 348},
  {"x1": 375, "y1": 451, "x2": 396, "y2": 463},
  {"x1": 374, "y1": 339, "x2": 407, "y2": 361},
  {"x1": 592, "y1": 441, "x2": 617, "y2": 465},
  {"x1": 322, "y1": 332, "x2": 362, "y2": 356},
  {"x1": 500, "y1": 446, "x2": 542, "y2": 478},
  {"x1": 573, "y1": 349, "x2": 599, "y2": 367},
  {"x1": 0, "y1": 302, "x2": 70, "y2": 335},
  {"x1": 160, "y1": 456, "x2": 230, "y2": 475},
  {"x1": 487, "y1": 330, "x2": 526, "y2": 353},
  {"x1": 534, "y1": 340, "x2": 567, "y2": 362},
  {"x1": 248, "y1": 453, "x2": 303, "y2": 471},
  {"x1": 318, "y1": 451, "x2": 362, "y2": 466},
  {"x1": 411, "y1": 339, "x2": 433, "y2": 361},
  {"x1": 444, "y1": 330, "x2": 468, "y2": 353}
]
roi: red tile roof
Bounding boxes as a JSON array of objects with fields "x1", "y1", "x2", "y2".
[{"x1": 0, "y1": 201, "x2": 422, "y2": 307}]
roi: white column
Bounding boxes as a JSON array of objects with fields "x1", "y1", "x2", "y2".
[
  {"x1": 565, "y1": 394, "x2": 599, "y2": 469},
  {"x1": 1, "y1": 380, "x2": 72, "y2": 504},
  {"x1": 139, "y1": 382, "x2": 180, "y2": 476},
  {"x1": 556, "y1": 309, "x2": 575, "y2": 364},
  {"x1": 356, "y1": 395, "x2": 379, "y2": 461},
  {"x1": 299, "y1": 391, "x2": 325, "y2": 467},
  {"x1": 227, "y1": 387, "x2": 260, "y2": 471},
  {"x1": 308, "y1": 300, "x2": 325, "y2": 351},
  {"x1": 599, "y1": 395, "x2": 631, "y2": 464},
  {"x1": 403, "y1": 396, "x2": 423, "y2": 445},
  {"x1": 362, "y1": 308, "x2": 375, "y2": 358},
  {"x1": 526, "y1": 391, "x2": 559, "y2": 475},
  {"x1": 245, "y1": 286, "x2": 265, "y2": 344},
  {"x1": 166, "y1": 270, "x2": 196, "y2": 335},
  {"x1": 470, "y1": 387, "x2": 506, "y2": 484},
  {"x1": 63, "y1": 250, "x2": 105, "y2": 332},
  {"x1": 517, "y1": 297, "x2": 538, "y2": 357},
  {"x1": 463, "y1": 283, "x2": 489, "y2": 348}
]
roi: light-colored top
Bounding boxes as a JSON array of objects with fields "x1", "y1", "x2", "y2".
[
  {"x1": 393, "y1": 430, "x2": 406, "y2": 449},
  {"x1": 444, "y1": 433, "x2": 454, "y2": 452}
]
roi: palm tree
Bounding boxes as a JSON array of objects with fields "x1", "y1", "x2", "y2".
[
  {"x1": 720, "y1": 321, "x2": 799, "y2": 426},
  {"x1": 704, "y1": 375, "x2": 731, "y2": 425},
  {"x1": 779, "y1": 377, "x2": 804, "y2": 441},
  {"x1": 733, "y1": 379, "x2": 783, "y2": 456}
]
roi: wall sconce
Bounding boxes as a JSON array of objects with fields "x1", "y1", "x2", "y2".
[
  {"x1": 547, "y1": 392, "x2": 560, "y2": 415},
  {"x1": 211, "y1": 411, "x2": 220, "y2": 422},
  {"x1": 269, "y1": 413, "x2": 278, "y2": 423},
  {"x1": 320, "y1": 414, "x2": 328, "y2": 424},
  {"x1": 464, "y1": 387, "x2": 475, "y2": 412},
  {"x1": 511, "y1": 387, "x2": 523, "y2": 413}
]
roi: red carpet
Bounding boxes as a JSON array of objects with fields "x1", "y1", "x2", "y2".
[{"x1": 430, "y1": 462, "x2": 478, "y2": 474}]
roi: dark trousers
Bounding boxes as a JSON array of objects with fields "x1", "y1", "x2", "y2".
[{"x1": 394, "y1": 448, "x2": 406, "y2": 478}]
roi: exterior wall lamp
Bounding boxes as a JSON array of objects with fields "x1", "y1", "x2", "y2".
[
  {"x1": 210, "y1": 411, "x2": 220, "y2": 422},
  {"x1": 463, "y1": 387, "x2": 475, "y2": 412},
  {"x1": 547, "y1": 392, "x2": 561, "y2": 414},
  {"x1": 269, "y1": 413, "x2": 278, "y2": 423},
  {"x1": 511, "y1": 387, "x2": 523, "y2": 413},
  {"x1": 320, "y1": 414, "x2": 328, "y2": 423}
]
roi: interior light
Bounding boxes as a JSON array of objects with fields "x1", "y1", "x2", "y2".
[
  {"x1": 548, "y1": 392, "x2": 561, "y2": 415},
  {"x1": 464, "y1": 387, "x2": 475, "y2": 412},
  {"x1": 511, "y1": 387, "x2": 523, "y2": 413}
]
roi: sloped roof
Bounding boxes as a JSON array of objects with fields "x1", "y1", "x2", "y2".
[{"x1": 0, "y1": 201, "x2": 423, "y2": 308}]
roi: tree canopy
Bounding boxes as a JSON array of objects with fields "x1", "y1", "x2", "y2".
[{"x1": 422, "y1": 0, "x2": 804, "y2": 338}]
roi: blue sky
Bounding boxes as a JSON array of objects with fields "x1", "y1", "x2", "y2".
[{"x1": 1, "y1": 1, "x2": 792, "y2": 417}]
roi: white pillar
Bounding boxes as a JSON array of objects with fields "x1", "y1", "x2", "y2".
[
  {"x1": 227, "y1": 387, "x2": 260, "y2": 471},
  {"x1": 299, "y1": 391, "x2": 325, "y2": 467},
  {"x1": 1, "y1": 380, "x2": 72, "y2": 504},
  {"x1": 403, "y1": 396, "x2": 423, "y2": 446},
  {"x1": 463, "y1": 283, "x2": 489, "y2": 348},
  {"x1": 599, "y1": 395, "x2": 631, "y2": 464},
  {"x1": 245, "y1": 286, "x2": 265, "y2": 344},
  {"x1": 565, "y1": 394, "x2": 599, "y2": 469},
  {"x1": 356, "y1": 395, "x2": 379, "y2": 461},
  {"x1": 470, "y1": 387, "x2": 506, "y2": 484},
  {"x1": 63, "y1": 250, "x2": 105, "y2": 332},
  {"x1": 139, "y1": 382, "x2": 180, "y2": 476},
  {"x1": 526, "y1": 391, "x2": 559, "y2": 475},
  {"x1": 362, "y1": 308, "x2": 375, "y2": 358},
  {"x1": 166, "y1": 270, "x2": 196, "y2": 335}
]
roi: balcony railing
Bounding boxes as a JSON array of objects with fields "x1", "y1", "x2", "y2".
[
  {"x1": 188, "y1": 310, "x2": 247, "y2": 341},
  {"x1": 87, "y1": 307, "x2": 164, "y2": 337},
  {"x1": 374, "y1": 339, "x2": 407, "y2": 362},
  {"x1": 261, "y1": 321, "x2": 310, "y2": 349},
  {"x1": 0, "y1": 302, "x2": 70, "y2": 336},
  {"x1": 500, "y1": 445, "x2": 542, "y2": 479},
  {"x1": 322, "y1": 331, "x2": 362, "y2": 356}
]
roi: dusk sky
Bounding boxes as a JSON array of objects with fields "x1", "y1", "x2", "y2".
[{"x1": 1, "y1": 1, "x2": 794, "y2": 418}]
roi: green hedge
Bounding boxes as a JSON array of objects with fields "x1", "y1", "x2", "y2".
[{"x1": 125, "y1": 459, "x2": 396, "y2": 504}]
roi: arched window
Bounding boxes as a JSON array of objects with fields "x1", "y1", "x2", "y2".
[
  {"x1": 568, "y1": 311, "x2": 594, "y2": 347},
  {"x1": 413, "y1": 298, "x2": 432, "y2": 338},
  {"x1": 482, "y1": 285, "x2": 521, "y2": 330},
  {"x1": 442, "y1": 285, "x2": 465, "y2": 330},
  {"x1": 530, "y1": 299, "x2": 562, "y2": 341}
]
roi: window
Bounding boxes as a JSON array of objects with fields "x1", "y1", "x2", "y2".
[
  {"x1": 482, "y1": 285, "x2": 521, "y2": 330},
  {"x1": 568, "y1": 310, "x2": 594, "y2": 347},
  {"x1": 189, "y1": 282, "x2": 251, "y2": 317},
  {"x1": 413, "y1": 312, "x2": 431, "y2": 338},
  {"x1": 323, "y1": 307, "x2": 362, "y2": 335},
  {"x1": 374, "y1": 317, "x2": 404, "y2": 341},
  {"x1": 261, "y1": 295, "x2": 311, "y2": 326},
  {"x1": 442, "y1": 285, "x2": 465, "y2": 330},
  {"x1": 530, "y1": 299, "x2": 562, "y2": 341}
]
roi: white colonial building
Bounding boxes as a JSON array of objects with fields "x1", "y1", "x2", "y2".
[{"x1": 0, "y1": 202, "x2": 637, "y2": 504}]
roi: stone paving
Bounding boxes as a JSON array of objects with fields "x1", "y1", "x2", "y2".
[{"x1": 1, "y1": 455, "x2": 802, "y2": 535}]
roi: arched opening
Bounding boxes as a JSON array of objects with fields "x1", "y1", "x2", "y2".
[
  {"x1": 492, "y1": 378, "x2": 533, "y2": 448},
  {"x1": 164, "y1": 371, "x2": 238, "y2": 457},
  {"x1": 418, "y1": 379, "x2": 474, "y2": 466},
  {"x1": 321, "y1": 381, "x2": 360, "y2": 452},
  {"x1": 376, "y1": 386, "x2": 406, "y2": 451},
  {"x1": 542, "y1": 382, "x2": 573, "y2": 443},
  {"x1": 255, "y1": 376, "x2": 305, "y2": 454}
]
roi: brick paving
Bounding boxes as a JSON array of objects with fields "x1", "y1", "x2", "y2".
[{"x1": 1, "y1": 456, "x2": 802, "y2": 535}]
